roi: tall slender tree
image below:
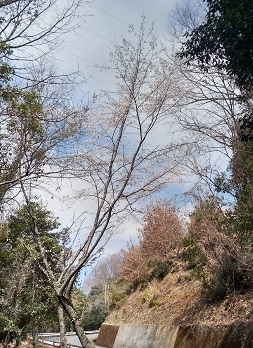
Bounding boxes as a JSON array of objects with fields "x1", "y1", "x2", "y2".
[{"x1": 19, "y1": 21, "x2": 187, "y2": 347}]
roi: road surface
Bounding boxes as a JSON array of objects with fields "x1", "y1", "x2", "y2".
[{"x1": 37, "y1": 332, "x2": 105, "y2": 348}]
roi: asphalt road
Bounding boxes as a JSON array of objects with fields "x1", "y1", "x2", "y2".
[{"x1": 38, "y1": 332, "x2": 103, "y2": 348}]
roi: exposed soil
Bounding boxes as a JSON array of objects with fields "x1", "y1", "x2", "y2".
[{"x1": 106, "y1": 262, "x2": 253, "y2": 327}]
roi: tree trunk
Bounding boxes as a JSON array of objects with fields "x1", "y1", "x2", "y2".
[
  {"x1": 58, "y1": 295, "x2": 95, "y2": 348},
  {"x1": 4, "y1": 331, "x2": 10, "y2": 348},
  {"x1": 58, "y1": 305, "x2": 67, "y2": 348},
  {"x1": 32, "y1": 321, "x2": 39, "y2": 348}
]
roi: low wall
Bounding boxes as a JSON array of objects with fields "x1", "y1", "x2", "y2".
[
  {"x1": 112, "y1": 324, "x2": 178, "y2": 348},
  {"x1": 95, "y1": 324, "x2": 119, "y2": 348},
  {"x1": 174, "y1": 322, "x2": 253, "y2": 348},
  {"x1": 96, "y1": 322, "x2": 253, "y2": 348},
  {"x1": 96, "y1": 324, "x2": 178, "y2": 348}
]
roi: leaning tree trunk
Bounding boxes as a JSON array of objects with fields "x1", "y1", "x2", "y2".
[
  {"x1": 58, "y1": 305, "x2": 68, "y2": 348},
  {"x1": 32, "y1": 320, "x2": 39, "y2": 348},
  {"x1": 58, "y1": 295, "x2": 95, "y2": 348}
]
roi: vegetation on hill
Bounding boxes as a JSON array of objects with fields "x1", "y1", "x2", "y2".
[
  {"x1": 95, "y1": 197, "x2": 253, "y2": 326},
  {"x1": 1, "y1": 0, "x2": 253, "y2": 347}
]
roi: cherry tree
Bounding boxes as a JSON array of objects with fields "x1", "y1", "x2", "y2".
[{"x1": 21, "y1": 22, "x2": 187, "y2": 347}]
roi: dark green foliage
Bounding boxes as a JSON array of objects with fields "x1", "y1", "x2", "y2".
[
  {"x1": 0, "y1": 39, "x2": 47, "y2": 206},
  {"x1": 182, "y1": 236, "x2": 206, "y2": 270},
  {"x1": 81, "y1": 285, "x2": 109, "y2": 330},
  {"x1": 179, "y1": 0, "x2": 253, "y2": 91},
  {"x1": 148, "y1": 259, "x2": 172, "y2": 280},
  {"x1": 0, "y1": 89, "x2": 45, "y2": 204},
  {"x1": 8, "y1": 201, "x2": 59, "y2": 235},
  {"x1": 201, "y1": 257, "x2": 251, "y2": 303},
  {"x1": 213, "y1": 172, "x2": 235, "y2": 197},
  {"x1": 239, "y1": 111, "x2": 253, "y2": 143},
  {"x1": 8, "y1": 201, "x2": 62, "y2": 268},
  {"x1": 82, "y1": 304, "x2": 109, "y2": 331},
  {"x1": 0, "y1": 202, "x2": 63, "y2": 343},
  {"x1": 230, "y1": 141, "x2": 253, "y2": 248},
  {"x1": 0, "y1": 42, "x2": 13, "y2": 85}
]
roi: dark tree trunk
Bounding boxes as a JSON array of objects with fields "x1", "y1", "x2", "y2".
[
  {"x1": 58, "y1": 305, "x2": 67, "y2": 348},
  {"x1": 58, "y1": 295, "x2": 95, "y2": 348},
  {"x1": 32, "y1": 322, "x2": 39, "y2": 348}
]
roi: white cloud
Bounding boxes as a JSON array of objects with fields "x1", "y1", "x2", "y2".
[{"x1": 56, "y1": 0, "x2": 178, "y2": 93}]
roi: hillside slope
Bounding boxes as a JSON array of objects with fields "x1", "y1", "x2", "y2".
[{"x1": 106, "y1": 262, "x2": 253, "y2": 327}]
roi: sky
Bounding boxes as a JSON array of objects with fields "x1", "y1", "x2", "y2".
[{"x1": 54, "y1": 0, "x2": 178, "y2": 95}]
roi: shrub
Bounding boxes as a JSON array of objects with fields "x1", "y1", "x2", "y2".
[
  {"x1": 182, "y1": 236, "x2": 206, "y2": 270},
  {"x1": 148, "y1": 296, "x2": 161, "y2": 308},
  {"x1": 82, "y1": 304, "x2": 109, "y2": 330},
  {"x1": 120, "y1": 245, "x2": 145, "y2": 283},
  {"x1": 149, "y1": 259, "x2": 172, "y2": 280},
  {"x1": 184, "y1": 197, "x2": 253, "y2": 303},
  {"x1": 126, "y1": 258, "x2": 172, "y2": 292},
  {"x1": 121, "y1": 201, "x2": 183, "y2": 291},
  {"x1": 109, "y1": 292, "x2": 126, "y2": 310},
  {"x1": 140, "y1": 201, "x2": 184, "y2": 260}
]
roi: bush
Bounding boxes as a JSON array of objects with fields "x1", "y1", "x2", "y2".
[
  {"x1": 127, "y1": 274, "x2": 150, "y2": 293},
  {"x1": 120, "y1": 201, "x2": 183, "y2": 287},
  {"x1": 82, "y1": 304, "x2": 109, "y2": 330},
  {"x1": 139, "y1": 201, "x2": 184, "y2": 260},
  {"x1": 182, "y1": 236, "x2": 206, "y2": 270},
  {"x1": 201, "y1": 254, "x2": 253, "y2": 302},
  {"x1": 149, "y1": 259, "x2": 172, "y2": 280},
  {"x1": 182, "y1": 233, "x2": 253, "y2": 303},
  {"x1": 148, "y1": 296, "x2": 161, "y2": 308},
  {"x1": 126, "y1": 259, "x2": 172, "y2": 292},
  {"x1": 109, "y1": 292, "x2": 126, "y2": 310}
]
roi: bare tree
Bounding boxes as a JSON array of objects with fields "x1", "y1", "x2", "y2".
[
  {"x1": 139, "y1": 200, "x2": 184, "y2": 259},
  {"x1": 120, "y1": 201, "x2": 184, "y2": 283},
  {"x1": 0, "y1": 0, "x2": 88, "y2": 53},
  {"x1": 0, "y1": 67, "x2": 87, "y2": 207},
  {"x1": 169, "y1": 0, "x2": 206, "y2": 41},
  {"x1": 120, "y1": 244, "x2": 144, "y2": 284},
  {"x1": 0, "y1": 0, "x2": 91, "y2": 95},
  {"x1": 170, "y1": 58, "x2": 244, "y2": 198},
  {"x1": 19, "y1": 22, "x2": 188, "y2": 347},
  {"x1": 85, "y1": 253, "x2": 124, "y2": 289},
  {"x1": 167, "y1": 1, "x2": 250, "y2": 199}
]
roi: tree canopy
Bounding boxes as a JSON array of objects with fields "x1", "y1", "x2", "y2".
[
  {"x1": 179, "y1": 0, "x2": 253, "y2": 91},
  {"x1": 0, "y1": 202, "x2": 62, "y2": 344}
]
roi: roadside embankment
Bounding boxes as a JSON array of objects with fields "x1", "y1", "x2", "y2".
[
  {"x1": 96, "y1": 262, "x2": 253, "y2": 348},
  {"x1": 96, "y1": 321, "x2": 253, "y2": 348}
]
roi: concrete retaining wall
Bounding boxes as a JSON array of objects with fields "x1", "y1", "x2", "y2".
[
  {"x1": 174, "y1": 322, "x2": 253, "y2": 348},
  {"x1": 112, "y1": 324, "x2": 178, "y2": 348},
  {"x1": 96, "y1": 324, "x2": 179, "y2": 348},
  {"x1": 95, "y1": 324, "x2": 119, "y2": 348},
  {"x1": 96, "y1": 322, "x2": 253, "y2": 348}
]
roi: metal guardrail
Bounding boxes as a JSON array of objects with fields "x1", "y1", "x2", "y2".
[
  {"x1": 37, "y1": 332, "x2": 99, "y2": 337},
  {"x1": 27, "y1": 331, "x2": 100, "y2": 348}
]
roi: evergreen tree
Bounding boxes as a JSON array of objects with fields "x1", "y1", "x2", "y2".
[{"x1": 0, "y1": 202, "x2": 63, "y2": 345}]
